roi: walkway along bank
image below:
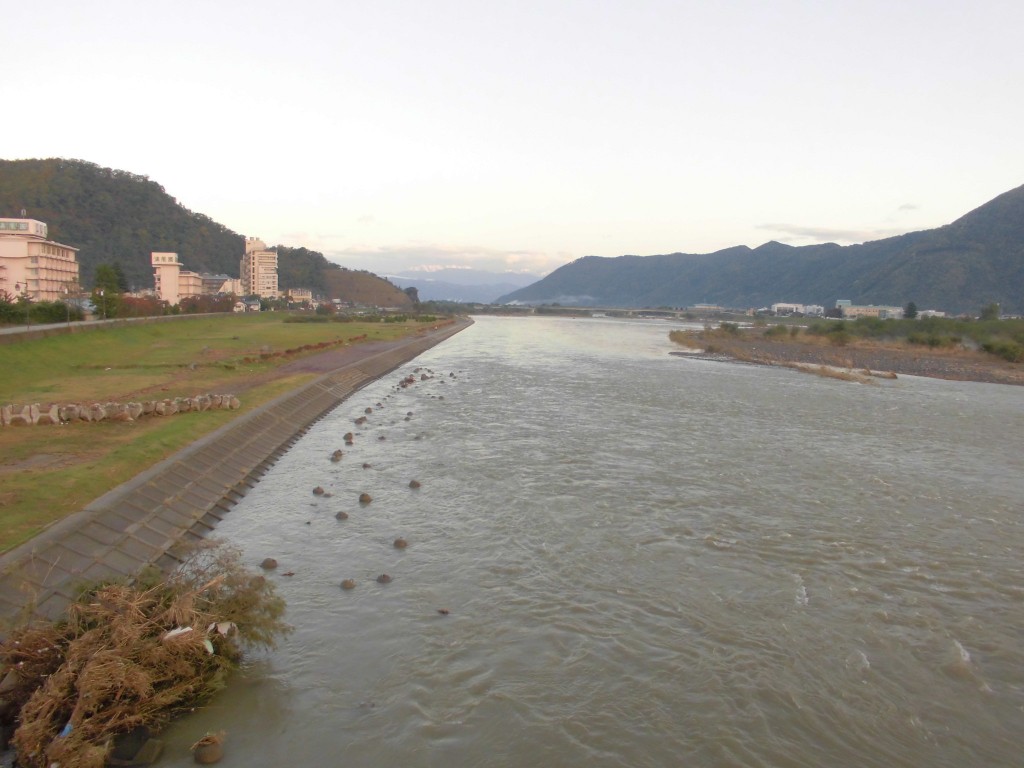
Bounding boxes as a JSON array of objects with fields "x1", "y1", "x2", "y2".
[{"x1": 0, "y1": 318, "x2": 473, "y2": 626}]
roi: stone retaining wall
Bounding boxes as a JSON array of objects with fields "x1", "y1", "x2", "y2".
[{"x1": 0, "y1": 395, "x2": 241, "y2": 427}]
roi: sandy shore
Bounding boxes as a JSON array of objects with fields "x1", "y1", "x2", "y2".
[{"x1": 675, "y1": 336, "x2": 1024, "y2": 386}]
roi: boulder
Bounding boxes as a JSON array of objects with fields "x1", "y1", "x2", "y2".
[
  {"x1": 108, "y1": 404, "x2": 134, "y2": 422},
  {"x1": 58, "y1": 404, "x2": 81, "y2": 422}
]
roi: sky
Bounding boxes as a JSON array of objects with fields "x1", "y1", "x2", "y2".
[{"x1": 5, "y1": 0, "x2": 1023, "y2": 277}]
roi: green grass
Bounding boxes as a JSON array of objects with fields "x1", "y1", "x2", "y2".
[
  {"x1": 0, "y1": 314, "x2": 415, "y2": 403},
  {"x1": 0, "y1": 314, "x2": 434, "y2": 552}
]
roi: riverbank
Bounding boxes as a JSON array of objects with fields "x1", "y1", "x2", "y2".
[
  {"x1": 0, "y1": 315, "x2": 452, "y2": 552},
  {"x1": 0, "y1": 317, "x2": 472, "y2": 626},
  {"x1": 672, "y1": 331, "x2": 1024, "y2": 386}
]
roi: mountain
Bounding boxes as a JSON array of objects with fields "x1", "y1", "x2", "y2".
[
  {"x1": 0, "y1": 158, "x2": 411, "y2": 307},
  {"x1": 497, "y1": 185, "x2": 1024, "y2": 314},
  {"x1": 386, "y1": 268, "x2": 541, "y2": 303}
]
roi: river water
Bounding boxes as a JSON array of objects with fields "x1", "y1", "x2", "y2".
[{"x1": 161, "y1": 315, "x2": 1023, "y2": 767}]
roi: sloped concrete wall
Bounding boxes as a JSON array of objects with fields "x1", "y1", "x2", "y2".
[{"x1": 0, "y1": 318, "x2": 471, "y2": 625}]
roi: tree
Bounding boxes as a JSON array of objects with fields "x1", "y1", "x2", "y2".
[
  {"x1": 904, "y1": 301, "x2": 918, "y2": 320},
  {"x1": 92, "y1": 263, "x2": 123, "y2": 318},
  {"x1": 112, "y1": 263, "x2": 130, "y2": 292},
  {"x1": 404, "y1": 286, "x2": 420, "y2": 305},
  {"x1": 979, "y1": 302, "x2": 1001, "y2": 321}
]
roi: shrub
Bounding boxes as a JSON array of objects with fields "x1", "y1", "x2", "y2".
[
  {"x1": 763, "y1": 324, "x2": 789, "y2": 339},
  {"x1": 981, "y1": 338, "x2": 1024, "y2": 362},
  {"x1": 907, "y1": 332, "x2": 961, "y2": 348},
  {"x1": 806, "y1": 321, "x2": 833, "y2": 336},
  {"x1": 829, "y1": 329, "x2": 851, "y2": 347},
  {"x1": 283, "y1": 315, "x2": 328, "y2": 323}
]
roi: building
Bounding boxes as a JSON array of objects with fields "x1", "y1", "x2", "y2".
[
  {"x1": 286, "y1": 287, "x2": 313, "y2": 305},
  {"x1": 240, "y1": 237, "x2": 278, "y2": 298},
  {"x1": 0, "y1": 218, "x2": 80, "y2": 301},
  {"x1": 152, "y1": 252, "x2": 203, "y2": 306},
  {"x1": 218, "y1": 277, "x2": 243, "y2": 296},
  {"x1": 835, "y1": 300, "x2": 904, "y2": 320},
  {"x1": 771, "y1": 302, "x2": 805, "y2": 315},
  {"x1": 770, "y1": 302, "x2": 824, "y2": 316},
  {"x1": 201, "y1": 273, "x2": 235, "y2": 295}
]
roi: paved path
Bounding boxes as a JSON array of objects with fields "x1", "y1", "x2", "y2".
[{"x1": 0, "y1": 318, "x2": 472, "y2": 626}]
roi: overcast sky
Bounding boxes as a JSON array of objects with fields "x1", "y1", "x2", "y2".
[{"x1": 5, "y1": 0, "x2": 1022, "y2": 276}]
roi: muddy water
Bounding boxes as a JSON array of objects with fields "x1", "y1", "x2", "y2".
[{"x1": 160, "y1": 315, "x2": 1024, "y2": 767}]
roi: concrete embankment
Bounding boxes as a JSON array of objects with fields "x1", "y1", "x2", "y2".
[{"x1": 0, "y1": 318, "x2": 472, "y2": 626}]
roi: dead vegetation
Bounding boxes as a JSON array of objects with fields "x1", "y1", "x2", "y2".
[{"x1": 0, "y1": 541, "x2": 289, "y2": 768}]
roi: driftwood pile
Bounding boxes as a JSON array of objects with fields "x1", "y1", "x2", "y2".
[{"x1": 0, "y1": 541, "x2": 289, "y2": 768}]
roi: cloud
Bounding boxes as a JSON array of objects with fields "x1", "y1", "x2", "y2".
[
  {"x1": 756, "y1": 223, "x2": 910, "y2": 245},
  {"x1": 321, "y1": 244, "x2": 570, "y2": 276},
  {"x1": 897, "y1": 203, "x2": 919, "y2": 212}
]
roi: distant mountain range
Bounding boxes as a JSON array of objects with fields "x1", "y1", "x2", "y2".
[
  {"x1": 498, "y1": 185, "x2": 1024, "y2": 314},
  {"x1": 386, "y1": 268, "x2": 541, "y2": 304},
  {"x1": 0, "y1": 158, "x2": 411, "y2": 307}
]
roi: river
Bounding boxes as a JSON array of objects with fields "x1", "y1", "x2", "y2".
[{"x1": 160, "y1": 315, "x2": 1024, "y2": 767}]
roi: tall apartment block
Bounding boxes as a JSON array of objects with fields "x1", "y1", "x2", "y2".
[
  {"x1": 240, "y1": 237, "x2": 278, "y2": 298},
  {"x1": 0, "y1": 218, "x2": 80, "y2": 301}
]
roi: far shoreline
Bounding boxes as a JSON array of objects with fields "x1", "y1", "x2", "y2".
[{"x1": 670, "y1": 336, "x2": 1024, "y2": 387}]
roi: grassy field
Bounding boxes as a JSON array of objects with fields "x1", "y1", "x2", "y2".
[{"x1": 0, "y1": 314, "x2": 425, "y2": 552}]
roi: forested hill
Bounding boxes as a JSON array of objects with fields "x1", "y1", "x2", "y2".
[
  {"x1": 497, "y1": 184, "x2": 1024, "y2": 314},
  {"x1": 0, "y1": 158, "x2": 411, "y2": 307},
  {"x1": 0, "y1": 159, "x2": 242, "y2": 289}
]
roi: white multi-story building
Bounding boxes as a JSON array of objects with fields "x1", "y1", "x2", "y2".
[
  {"x1": 771, "y1": 302, "x2": 805, "y2": 315},
  {"x1": 152, "y1": 252, "x2": 204, "y2": 306},
  {"x1": 240, "y1": 237, "x2": 278, "y2": 298},
  {"x1": 770, "y1": 302, "x2": 825, "y2": 316},
  {"x1": 0, "y1": 218, "x2": 80, "y2": 301}
]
